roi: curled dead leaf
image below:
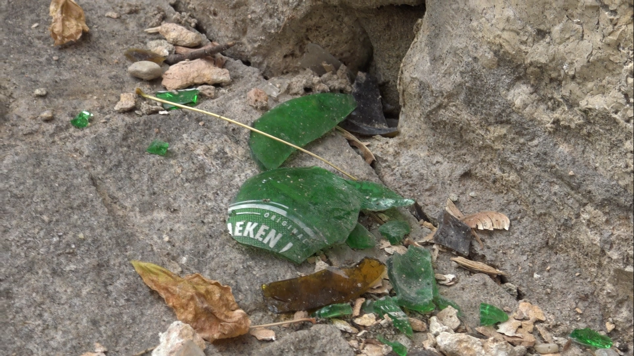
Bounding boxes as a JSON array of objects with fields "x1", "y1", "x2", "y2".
[
  {"x1": 49, "y1": 0, "x2": 90, "y2": 45},
  {"x1": 131, "y1": 261, "x2": 250, "y2": 342},
  {"x1": 336, "y1": 126, "x2": 375, "y2": 164},
  {"x1": 461, "y1": 211, "x2": 510, "y2": 231},
  {"x1": 445, "y1": 199, "x2": 465, "y2": 219}
]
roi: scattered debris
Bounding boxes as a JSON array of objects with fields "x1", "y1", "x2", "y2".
[
  {"x1": 162, "y1": 59, "x2": 230, "y2": 90},
  {"x1": 313, "y1": 303, "x2": 353, "y2": 319},
  {"x1": 49, "y1": 0, "x2": 89, "y2": 45},
  {"x1": 436, "y1": 332, "x2": 523, "y2": 356},
  {"x1": 353, "y1": 313, "x2": 378, "y2": 327},
  {"x1": 80, "y1": 342, "x2": 107, "y2": 356},
  {"x1": 408, "y1": 317, "x2": 427, "y2": 332},
  {"x1": 336, "y1": 126, "x2": 375, "y2": 164},
  {"x1": 534, "y1": 343, "x2": 559, "y2": 353},
  {"x1": 332, "y1": 319, "x2": 359, "y2": 333},
  {"x1": 249, "y1": 328, "x2": 276, "y2": 341},
  {"x1": 33, "y1": 88, "x2": 47, "y2": 97},
  {"x1": 352, "y1": 298, "x2": 365, "y2": 317},
  {"x1": 151, "y1": 321, "x2": 206, "y2": 356},
  {"x1": 104, "y1": 11, "x2": 120, "y2": 19},
  {"x1": 451, "y1": 256, "x2": 507, "y2": 276},
  {"x1": 247, "y1": 88, "x2": 268, "y2": 110},
  {"x1": 435, "y1": 273, "x2": 458, "y2": 286},
  {"x1": 128, "y1": 61, "x2": 163, "y2": 81},
  {"x1": 155, "y1": 89, "x2": 199, "y2": 110},
  {"x1": 131, "y1": 261, "x2": 251, "y2": 342},
  {"x1": 147, "y1": 140, "x2": 169, "y2": 156},
  {"x1": 147, "y1": 39, "x2": 174, "y2": 57},
  {"x1": 114, "y1": 92, "x2": 136, "y2": 112},
  {"x1": 70, "y1": 110, "x2": 92, "y2": 128},
  {"x1": 145, "y1": 23, "x2": 202, "y2": 47},
  {"x1": 378, "y1": 220, "x2": 410, "y2": 245},
  {"x1": 196, "y1": 85, "x2": 216, "y2": 98},
  {"x1": 437, "y1": 306, "x2": 461, "y2": 331},
  {"x1": 166, "y1": 42, "x2": 234, "y2": 65},
  {"x1": 480, "y1": 303, "x2": 509, "y2": 326}
]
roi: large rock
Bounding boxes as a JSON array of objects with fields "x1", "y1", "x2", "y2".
[{"x1": 374, "y1": 0, "x2": 633, "y2": 344}]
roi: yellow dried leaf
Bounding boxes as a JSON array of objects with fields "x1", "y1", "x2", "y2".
[
  {"x1": 461, "y1": 211, "x2": 510, "y2": 230},
  {"x1": 131, "y1": 261, "x2": 250, "y2": 342},
  {"x1": 49, "y1": 0, "x2": 90, "y2": 45}
]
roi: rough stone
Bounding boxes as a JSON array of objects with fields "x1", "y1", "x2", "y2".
[
  {"x1": 152, "y1": 23, "x2": 202, "y2": 47},
  {"x1": 246, "y1": 88, "x2": 268, "y2": 110},
  {"x1": 373, "y1": 0, "x2": 634, "y2": 345},
  {"x1": 39, "y1": 110, "x2": 54, "y2": 121},
  {"x1": 33, "y1": 88, "x2": 47, "y2": 97},
  {"x1": 436, "y1": 332, "x2": 521, "y2": 356},
  {"x1": 162, "y1": 59, "x2": 231, "y2": 90},
  {"x1": 152, "y1": 321, "x2": 206, "y2": 356},
  {"x1": 251, "y1": 325, "x2": 354, "y2": 356},
  {"x1": 128, "y1": 61, "x2": 164, "y2": 80},
  {"x1": 436, "y1": 305, "x2": 461, "y2": 331},
  {"x1": 147, "y1": 39, "x2": 174, "y2": 57},
  {"x1": 534, "y1": 343, "x2": 559, "y2": 354},
  {"x1": 114, "y1": 92, "x2": 137, "y2": 112}
]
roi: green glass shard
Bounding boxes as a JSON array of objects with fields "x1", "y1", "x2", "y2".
[
  {"x1": 379, "y1": 220, "x2": 411, "y2": 244},
  {"x1": 480, "y1": 303, "x2": 509, "y2": 326},
  {"x1": 373, "y1": 297, "x2": 413, "y2": 337},
  {"x1": 156, "y1": 89, "x2": 199, "y2": 110},
  {"x1": 362, "y1": 299, "x2": 375, "y2": 314},
  {"x1": 262, "y1": 258, "x2": 385, "y2": 313},
  {"x1": 249, "y1": 93, "x2": 356, "y2": 170},
  {"x1": 345, "y1": 223, "x2": 376, "y2": 249},
  {"x1": 569, "y1": 328, "x2": 613, "y2": 349},
  {"x1": 146, "y1": 140, "x2": 169, "y2": 156},
  {"x1": 312, "y1": 303, "x2": 353, "y2": 319},
  {"x1": 346, "y1": 181, "x2": 415, "y2": 211},
  {"x1": 434, "y1": 295, "x2": 462, "y2": 315},
  {"x1": 377, "y1": 336, "x2": 408, "y2": 356},
  {"x1": 388, "y1": 246, "x2": 436, "y2": 313},
  {"x1": 227, "y1": 167, "x2": 412, "y2": 263},
  {"x1": 70, "y1": 111, "x2": 92, "y2": 128}
]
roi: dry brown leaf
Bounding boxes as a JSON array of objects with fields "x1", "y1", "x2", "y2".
[
  {"x1": 353, "y1": 298, "x2": 365, "y2": 317},
  {"x1": 336, "y1": 127, "x2": 375, "y2": 164},
  {"x1": 131, "y1": 260, "x2": 250, "y2": 342},
  {"x1": 445, "y1": 199, "x2": 465, "y2": 219},
  {"x1": 49, "y1": 0, "x2": 89, "y2": 45},
  {"x1": 461, "y1": 211, "x2": 510, "y2": 231},
  {"x1": 450, "y1": 256, "x2": 507, "y2": 276},
  {"x1": 249, "y1": 328, "x2": 276, "y2": 341}
]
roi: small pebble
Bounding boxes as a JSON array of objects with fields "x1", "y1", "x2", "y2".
[
  {"x1": 34, "y1": 88, "x2": 47, "y2": 97},
  {"x1": 105, "y1": 11, "x2": 120, "y2": 19},
  {"x1": 53, "y1": 56, "x2": 59, "y2": 61},
  {"x1": 534, "y1": 343, "x2": 559, "y2": 354},
  {"x1": 449, "y1": 194, "x2": 459, "y2": 202},
  {"x1": 39, "y1": 110, "x2": 54, "y2": 121},
  {"x1": 469, "y1": 191, "x2": 477, "y2": 197},
  {"x1": 197, "y1": 85, "x2": 216, "y2": 98},
  {"x1": 128, "y1": 61, "x2": 163, "y2": 80},
  {"x1": 114, "y1": 92, "x2": 137, "y2": 112},
  {"x1": 332, "y1": 319, "x2": 358, "y2": 333},
  {"x1": 247, "y1": 88, "x2": 269, "y2": 109},
  {"x1": 595, "y1": 349, "x2": 619, "y2": 356},
  {"x1": 31, "y1": 23, "x2": 39, "y2": 28},
  {"x1": 147, "y1": 39, "x2": 174, "y2": 57}
]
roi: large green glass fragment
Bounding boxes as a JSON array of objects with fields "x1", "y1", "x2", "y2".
[
  {"x1": 569, "y1": 328, "x2": 613, "y2": 349},
  {"x1": 312, "y1": 303, "x2": 353, "y2": 319},
  {"x1": 347, "y1": 181, "x2": 414, "y2": 211},
  {"x1": 379, "y1": 220, "x2": 411, "y2": 244},
  {"x1": 387, "y1": 246, "x2": 436, "y2": 313},
  {"x1": 227, "y1": 167, "x2": 413, "y2": 263},
  {"x1": 373, "y1": 297, "x2": 413, "y2": 337},
  {"x1": 249, "y1": 93, "x2": 357, "y2": 170},
  {"x1": 377, "y1": 336, "x2": 408, "y2": 356},
  {"x1": 262, "y1": 258, "x2": 385, "y2": 313},
  {"x1": 480, "y1": 303, "x2": 509, "y2": 326},
  {"x1": 156, "y1": 89, "x2": 199, "y2": 110},
  {"x1": 345, "y1": 223, "x2": 376, "y2": 249}
]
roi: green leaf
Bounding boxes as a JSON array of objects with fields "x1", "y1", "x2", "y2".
[
  {"x1": 373, "y1": 297, "x2": 413, "y2": 337},
  {"x1": 249, "y1": 93, "x2": 356, "y2": 170},
  {"x1": 345, "y1": 223, "x2": 376, "y2": 249},
  {"x1": 388, "y1": 246, "x2": 436, "y2": 313},
  {"x1": 379, "y1": 220, "x2": 411, "y2": 244},
  {"x1": 227, "y1": 167, "x2": 412, "y2": 263},
  {"x1": 377, "y1": 335, "x2": 408, "y2": 356}
]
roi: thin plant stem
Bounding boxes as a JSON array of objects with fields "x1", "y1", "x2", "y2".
[
  {"x1": 136, "y1": 88, "x2": 357, "y2": 181},
  {"x1": 250, "y1": 317, "x2": 316, "y2": 328}
]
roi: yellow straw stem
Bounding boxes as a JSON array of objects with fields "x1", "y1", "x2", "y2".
[{"x1": 136, "y1": 88, "x2": 357, "y2": 181}]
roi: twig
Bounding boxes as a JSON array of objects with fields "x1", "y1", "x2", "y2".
[
  {"x1": 131, "y1": 346, "x2": 156, "y2": 356},
  {"x1": 135, "y1": 89, "x2": 358, "y2": 180},
  {"x1": 250, "y1": 317, "x2": 316, "y2": 328},
  {"x1": 335, "y1": 126, "x2": 375, "y2": 164},
  {"x1": 164, "y1": 42, "x2": 236, "y2": 65}
]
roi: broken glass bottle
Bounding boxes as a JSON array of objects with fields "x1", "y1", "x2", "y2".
[
  {"x1": 377, "y1": 336, "x2": 408, "y2": 356},
  {"x1": 379, "y1": 220, "x2": 411, "y2": 245},
  {"x1": 312, "y1": 303, "x2": 353, "y2": 319},
  {"x1": 262, "y1": 257, "x2": 385, "y2": 313},
  {"x1": 249, "y1": 93, "x2": 357, "y2": 170},
  {"x1": 388, "y1": 246, "x2": 436, "y2": 313},
  {"x1": 345, "y1": 223, "x2": 376, "y2": 249},
  {"x1": 373, "y1": 297, "x2": 413, "y2": 337},
  {"x1": 569, "y1": 328, "x2": 613, "y2": 349},
  {"x1": 227, "y1": 167, "x2": 413, "y2": 263},
  {"x1": 156, "y1": 89, "x2": 199, "y2": 110},
  {"x1": 480, "y1": 303, "x2": 509, "y2": 326}
]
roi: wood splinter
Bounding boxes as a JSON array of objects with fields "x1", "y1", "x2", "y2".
[{"x1": 164, "y1": 41, "x2": 236, "y2": 65}]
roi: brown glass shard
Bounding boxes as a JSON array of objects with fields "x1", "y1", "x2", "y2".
[
  {"x1": 262, "y1": 258, "x2": 386, "y2": 313},
  {"x1": 124, "y1": 48, "x2": 165, "y2": 64}
]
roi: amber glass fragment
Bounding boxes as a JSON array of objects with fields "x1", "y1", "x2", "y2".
[
  {"x1": 124, "y1": 48, "x2": 165, "y2": 64},
  {"x1": 262, "y1": 258, "x2": 386, "y2": 313}
]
